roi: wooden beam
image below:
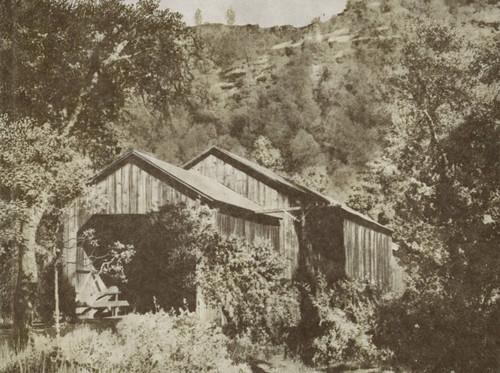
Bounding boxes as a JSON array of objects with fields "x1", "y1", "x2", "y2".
[
  {"x1": 256, "y1": 206, "x2": 303, "y2": 214},
  {"x1": 89, "y1": 300, "x2": 130, "y2": 308}
]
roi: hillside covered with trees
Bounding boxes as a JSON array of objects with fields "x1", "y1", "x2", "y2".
[{"x1": 119, "y1": 0, "x2": 498, "y2": 200}]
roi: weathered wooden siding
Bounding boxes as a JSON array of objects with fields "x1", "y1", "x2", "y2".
[
  {"x1": 280, "y1": 214, "x2": 300, "y2": 278},
  {"x1": 344, "y1": 219, "x2": 393, "y2": 290},
  {"x1": 189, "y1": 155, "x2": 300, "y2": 278},
  {"x1": 216, "y1": 212, "x2": 280, "y2": 250},
  {"x1": 190, "y1": 154, "x2": 291, "y2": 209},
  {"x1": 95, "y1": 163, "x2": 191, "y2": 215},
  {"x1": 390, "y1": 256, "x2": 405, "y2": 295}
]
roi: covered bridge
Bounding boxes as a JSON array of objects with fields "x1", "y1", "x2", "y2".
[{"x1": 63, "y1": 147, "x2": 403, "y2": 318}]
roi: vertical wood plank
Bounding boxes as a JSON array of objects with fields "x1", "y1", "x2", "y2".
[
  {"x1": 247, "y1": 176, "x2": 253, "y2": 203},
  {"x1": 223, "y1": 162, "x2": 231, "y2": 186},
  {"x1": 105, "y1": 175, "x2": 112, "y2": 214},
  {"x1": 255, "y1": 179, "x2": 260, "y2": 206},
  {"x1": 145, "y1": 173, "x2": 152, "y2": 212},
  {"x1": 152, "y1": 177, "x2": 160, "y2": 211},
  {"x1": 122, "y1": 165, "x2": 130, "y2": 214},
  {"x1": 130, "y1": 164, "x2": 138, "y2": 213},
  {"x1": 162, "y1": 183, "x2": 169, "y2": 204},
  {"x1": 216, "y1": 157, "x2": 222, "y2": 183},
  {"x1": 208, "y1": 155, "x2": 216, "y2": 179},
  {"x1": 281, "y1": 215, "x2": 286, "y2": 256},
  {"x1": 168, "y1": 184, "x2": 174, "y2": 203},
  {"x1": 138, "y1": 169, "x2": 146, "y2": 213},
  {"x1": 260, "y1": 182, "x2": 266, "y2": 207},
  {"x1": 111, "y1": 172, "x2": 116, "y2": 214},
  {"x1": 159, "y1": 182, "x2": 165, "y2": 205},
  {"x1": 243, "y1": 173, "x2": 248, "y2": 198},
  {"x1": 115, "y1": 167, "x2": 122, "y2": 214}
]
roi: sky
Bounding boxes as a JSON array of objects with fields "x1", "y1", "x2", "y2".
[{"x1": 159, "y1": 0, "x2": 348, "y2": 27}]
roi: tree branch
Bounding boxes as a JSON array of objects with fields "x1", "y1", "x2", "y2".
[
  {"x1": 423, "y1": 109, "x2": 449, "y2": 173},
  {"x1": 62, "y1": 40, "x2": 130, "y2": 137}
]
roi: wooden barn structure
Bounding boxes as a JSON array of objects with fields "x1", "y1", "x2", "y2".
[{"x1": 63, "y1": 147, "x2": 403, "y2": 318}]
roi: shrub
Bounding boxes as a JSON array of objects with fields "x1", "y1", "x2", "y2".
[
  {"x1": 0, "y1": 333, "x2": 57, "y2": 373},
  {"x1": 308, "y1": 274, "x2": 389, "y2": 367},
  {"x1": 198, "y1": 235, "x2": 300, "y2": 353},
  {"x1": 0, "y1": 310, "x2": 248, "y2": 373},
  {"x1": 375, "y1": 289, "x2": 500, "y2": 373},
  {"x1": 113, "y1": 310, "x2": 238, "y2": 373}
]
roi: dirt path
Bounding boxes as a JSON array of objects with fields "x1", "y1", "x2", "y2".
[{"x1": 248, "y1": 358, "x2": 395, "y2": 373}]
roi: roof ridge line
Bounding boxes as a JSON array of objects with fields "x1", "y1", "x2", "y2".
[{"x1": 90, "y1": 149, "x2": 280, "y2": 218}]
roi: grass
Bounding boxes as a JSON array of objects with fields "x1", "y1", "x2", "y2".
[{"x1": 0, "y1": 323, "x2": 397, "y2": 373}]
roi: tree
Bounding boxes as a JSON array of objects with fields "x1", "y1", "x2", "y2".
[
  {"x1": 0, "y1": 0, "x2": 198, "y2": 349},
  {"x1": 0, "y1": 0, "x2": 198, "y2": 166},
  {"x1": 354, "y1": 13, "x2": 500, "y2": 371},
  {"x1": 0, "y1": 117, "x2": 91, "y2": 348},
  {"x1": 310, "y1": 16, "x2": 321, "y2": 25},
  {"x1": 195, "y1": 8, "x2": 202, "y2": 26},
  {"x1": 251, "y1": 136, "x2": 283, "y2": 171},
  {"x1": 226, "y1": 8, "x2": 236, "y2": 26}
]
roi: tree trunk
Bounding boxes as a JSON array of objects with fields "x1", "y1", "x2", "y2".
[
  {"x1": 12, "y1": 209, "x2": 42, "y2": 351},
  {"x1": 54, "y1": 259, "x2": 60, "y2": 339},
  {"x1": 54, "y1": 220, "x2": 64, "y2": 342}
]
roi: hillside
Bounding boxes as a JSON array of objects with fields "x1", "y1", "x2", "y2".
[{"x1": 118, "y1": 0, "x2": 499, "y2": 203}]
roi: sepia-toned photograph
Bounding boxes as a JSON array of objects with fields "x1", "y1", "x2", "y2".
[{"x1": 0, "y1": 0, "x2": 498, "y2": 371}]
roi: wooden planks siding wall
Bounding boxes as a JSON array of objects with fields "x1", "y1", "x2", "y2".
[
  {"x1": 189, "y1": 154, "x2": 290, "y2": 209},
  {"x1": 189, "y1": 155, "x2": 302, "y2": 278},
  {"x1": 344, "y1": 219, "x2": 393, "y2": 290},
  {"x1": 216, "y1": 212, "x2": 280, "y2": 251},
  {"x1": 94, "y1": 164, "x2": 191, "y2": 215},
  {"x1": 280, "y1": 214, "x2": 300, "y2": 278},
  {"x1": 62, "y1": 200, "x2": 105, "y2": 300}
]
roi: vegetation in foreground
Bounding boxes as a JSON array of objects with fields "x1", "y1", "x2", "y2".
[{"x1": 0, "y1": 311, "x2": 244, "y2": 373}]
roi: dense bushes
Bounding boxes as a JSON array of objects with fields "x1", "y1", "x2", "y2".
[
  {"x1": 122, "y1": 203, "x2": 201, "y2": 312},
  {"x1": 198, "y1": 236, "x2": 300, "y2": 353},
  {"x1": 0, "y1": 311, "x2": 248, "y2": 373},
  {"x1": 375, "y1": 289, "x2": 500, "y2": 372},
  {"x1": 77, "y1": 202, "x2": 396, "y2": 368},
  {"x1": 307, "y1": 275, "x2": 389, "y2": 368},
  {"x1": 85, "y1": 202, "x2": 301, "y2": 358}
]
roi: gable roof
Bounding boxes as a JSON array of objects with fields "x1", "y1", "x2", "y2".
[
  {"x1": 90, "y1": 150, "x2": 280, "y2": 225},
  {"x1": 183, "y1": 146, "x2": 391, "y2": 233},
  {"x1": 183, "y1": 146, "x2": 316, "y2": 200}
]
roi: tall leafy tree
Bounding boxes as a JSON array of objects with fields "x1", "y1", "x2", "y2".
[
  {"x1": 195, "y1": 8, "x2": 202, "y2": 26},
  {"x1": 0, "y1": 0, "x2": 198, "y2": 348},
  {"x1": 226, "y1": 8, "x2": 235, "y2": 26},
  {"x1": 351, "y1": 12, "x2": 500, "y2": 371}
]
